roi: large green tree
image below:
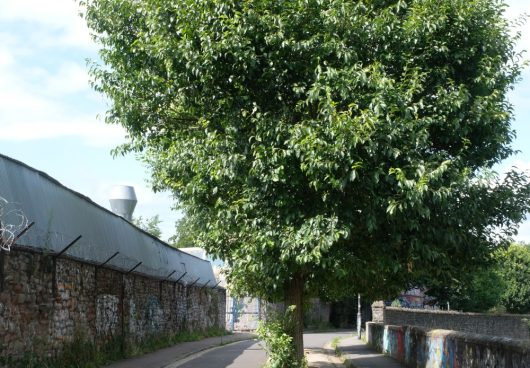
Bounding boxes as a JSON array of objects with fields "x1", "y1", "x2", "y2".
[{"x1": 84, "y1": 0, "x2": 530, "y2": 360}]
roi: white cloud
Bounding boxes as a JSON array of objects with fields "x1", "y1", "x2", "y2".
[
  {"x1": 506, "y1": 159, "x2": 530, "y2": 173},
  {"x1": 0, "y1": 0, "x2": 94, "y2": 49},
  {"x1": 0, "y1": 0, "x2": 79, "y2": 24},
  {"x1": 44, "y1": 62, "x2": 91, "y2": 95},
  {"x1": 0, "y1": 120, "x2": 126, "y2": 147},
  {"x1": 0, "y1": 57, "x2": 124, "y2": 147},
  {"x1": 0, "y1": 20, "x2": 119, "y2": 147},
  {"x1": 0, "y1": 49, "x2": 13, "y2": 67},
  {"x1": 0, "y1": 4, "x2": 172, "y2": 237}
]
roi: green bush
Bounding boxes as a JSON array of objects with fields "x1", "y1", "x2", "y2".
[
  {"x1": 257, "y1": 306, "x2": 307, "y2": 368},
  {"x1": 425, "y1": 243, "x2": 530, "y2": 314},
  {"x1": 497, "y1": 244, "x2": 530, "y2": 314}
]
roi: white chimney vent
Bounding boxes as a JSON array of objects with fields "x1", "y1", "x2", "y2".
[{"x1": 109, "y1": 185, "x2": 137, "y2": 221}]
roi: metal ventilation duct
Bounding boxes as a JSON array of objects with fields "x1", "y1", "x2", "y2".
[{"x1": 109, "y1": 185, "x2": 137, "y2": 221}]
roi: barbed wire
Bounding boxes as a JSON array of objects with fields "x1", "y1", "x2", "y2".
[{"x1": 0, "y1": 196, "x2": 28, "y2": 251}]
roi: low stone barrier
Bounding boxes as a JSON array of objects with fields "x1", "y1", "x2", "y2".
[
  {"x1": 366, "y1": 322, "x2": 530, "y2": 367},
  {"x1": 383, "y1": 307, "x2": 530, "y2": 340}
]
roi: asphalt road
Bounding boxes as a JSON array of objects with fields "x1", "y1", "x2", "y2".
[
  {"x1": 304, "y1": 330, "x2": 354, "y2": 349},
  {"x1": 173, "y1": 339, "x2": 267, "y2": 368},
  {"x1": 171, "y1": 331, "x2": 354, "y2": 368}
]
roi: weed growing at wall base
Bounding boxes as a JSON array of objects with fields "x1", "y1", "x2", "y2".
[
  {"x1": 330, "y1": 337, "x2": 342, "y2": 357},
  {"x1": 0, "y1": 335, "x2": 115, "y2": 368},
  {"x1": 0, "y1": 328, "x2": 230, "y2": 368},
  {"x1": 125, "y1": 327, "x2": 229, "y2": 357}
]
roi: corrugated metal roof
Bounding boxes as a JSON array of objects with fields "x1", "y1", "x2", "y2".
[{"x1": 0, "y1": 153, "x2": 216, "y2": 286}]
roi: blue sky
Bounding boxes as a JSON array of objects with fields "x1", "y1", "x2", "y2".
[{"x1": 0, "y1": 0, "x2": 529, "y2": 242}]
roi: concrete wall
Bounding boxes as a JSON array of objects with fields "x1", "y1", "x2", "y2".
[
  {"x1": 0, "y1": 247, "x2": 226, "y2": 359},
  {"x1": 371, "y1": 301, "x2": 385, "y2": 323},
  {"x1": 383, "y1": 307, "x2": 530, "y2": 340},
  {"x1": 367, "y1": 322, "x2": 530, "y2": 367},
  {"x1": 226, "y1": 296, "x2": 261, "y2": 331}
]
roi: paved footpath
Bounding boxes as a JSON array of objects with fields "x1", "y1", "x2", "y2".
[
  {"x1": 337, "y1": 336, "x2": 406, "y2": 368},
  {"x1": 304, "y1": 331, "x2": 355, "y2": 368},
  {"x1": 103, "y1": 332, "x2": 256, "y2": 368}
]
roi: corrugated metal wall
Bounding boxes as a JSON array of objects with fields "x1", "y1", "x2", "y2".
[{"x1": 0, "y1": 154, "x2": 216, "y2": 286}]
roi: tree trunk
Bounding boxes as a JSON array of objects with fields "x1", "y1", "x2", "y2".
[{"x1": 284, "y1": 272, "x2": 304, "y2": 362}]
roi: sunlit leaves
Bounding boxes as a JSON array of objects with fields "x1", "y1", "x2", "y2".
[{"x1": 84, "y1": 0, "x2": 530, "y2": 301}]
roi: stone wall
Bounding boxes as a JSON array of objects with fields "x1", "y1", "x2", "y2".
[
  {"x1": 366, "y1": 322, "x2": 530, "y2": 367},
  {"x1": 382, "y1": 307, "x2": 530, "y2": 340},
  {"x1": 0, "y1": 247, "x2": 226, "y2": 359}
]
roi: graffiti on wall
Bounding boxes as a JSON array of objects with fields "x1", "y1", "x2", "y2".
[
  {"x1": 387, "y1": 288, "x2": 438, "y2": 309},
  {"x1": 368, "y1": 322, "x2": 529, "y2": 368},
  {"x1": 96, "y1": 294, "x2": 119, "y2": 337},
  {"x1": 146, "y1": 295, "x2": 164, "y2": 333},
  {"x1": 127, "y1": 295, "x2": 164, "y2": 336}
]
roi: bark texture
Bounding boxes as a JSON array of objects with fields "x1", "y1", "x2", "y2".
[{"x1": 284, "y1": 272, "x2": 304, "y2": 362}]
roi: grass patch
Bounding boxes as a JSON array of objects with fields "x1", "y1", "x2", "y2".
[
  {"x1": 330, "y1": 336, "x2": 342, "y2": 357},
  {"x1": 1, "y1": 328, "x2": 230, "y2": 368}
]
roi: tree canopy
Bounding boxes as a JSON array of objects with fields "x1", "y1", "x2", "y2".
[{"x1": 83, "y1": 0, "x2": 530, "y2": 358}]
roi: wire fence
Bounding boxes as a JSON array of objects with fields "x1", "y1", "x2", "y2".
[{"x1": 0, "y1": 196, "x2": 29, "y2": 251}]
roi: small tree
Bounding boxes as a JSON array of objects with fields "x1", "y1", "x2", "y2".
[
  {"x1": 132, "y1": 215, "x2": 163, "y2": 239},
  {"x1": 168, "y1": 214, "x2": 196, "y2": 248},
  {"x1": 425, "y1": 265, "x2": 505, "y2": 313},
  {"x1": 498, "y1": 243, "x2": 530, "y2": 314},
  {"x1": 84, "y1": 0, "x2": 530, "y2": 361}
]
